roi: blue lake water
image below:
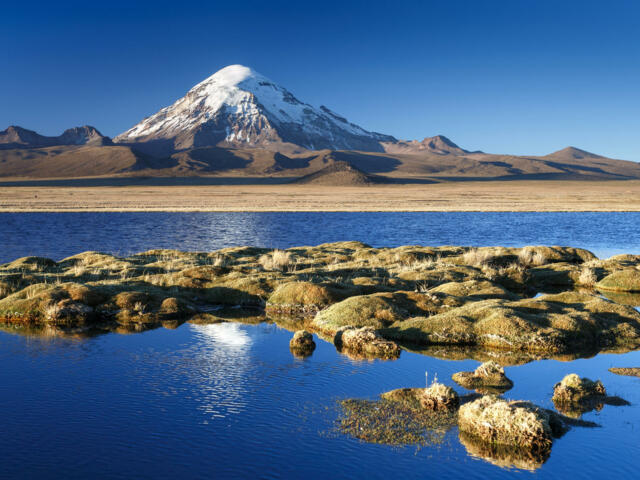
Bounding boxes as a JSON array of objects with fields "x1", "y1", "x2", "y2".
[
  {"x1": 1, "y1": 211, "x2": 640, "y2": 263},
  {"x1": 1, "y1": 212, "x2": 640, "y2": 479}
]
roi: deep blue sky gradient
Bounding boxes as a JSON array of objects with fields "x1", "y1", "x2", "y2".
[{"x1": 2, "y1": 0, "x2": 639, "y2": 160}]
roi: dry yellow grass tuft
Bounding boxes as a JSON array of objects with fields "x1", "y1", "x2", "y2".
[{"x1": 259, "y1": 250, "x2": 293, "y2": 271}]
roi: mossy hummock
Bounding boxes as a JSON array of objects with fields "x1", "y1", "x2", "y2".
[
  {"x1": 452, "y1": 361, "x2": 514, "y2": 393},
  {"x1": 1, "y1": 242, "x2": 639, "y2": 361}
]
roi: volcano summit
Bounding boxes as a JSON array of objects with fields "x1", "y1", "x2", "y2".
[{"x1": 115, "y1": 65, "x2": 395, "y2": 154}]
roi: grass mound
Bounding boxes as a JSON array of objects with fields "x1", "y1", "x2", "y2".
[
  {"x1": 289, "y1": 329, "x2": 316, "y2": 356},
  {"x1": 312, "y1": 294, "x2": 404, "y2": 335},
  {"x1": 335, "y1": 326, "x2": 401, "y2": 359},
  {"x1": 1, "y1": 241, "x2": 639, "y2": 356},
  {"x1": 266, "y1": 281, "x2": 352, "y2": 314},
  {"x1": 430, "y1": 280, "x2": 518, "y2": 301},
  {"x1": 452, "y1": 361, "x2": 514, "y2": 393},
  {"x1": 383, "y1": 292, "x2": 640, "y2": 354},
  {"x1": 419, "y1": 382, "x2": 460, "y2": 411},
  {"x1": 550, "y1": 374, "x2": 625, "y2": 418},
  {"x1": 596, "y1": 269, "x2": 640, "y2": 292},
  {"x1": 552, "y1": 374, "x2": 606, "y2": 403},
  {"x1": 458, "y1": 396, "x2": 557, "y2": 454}
]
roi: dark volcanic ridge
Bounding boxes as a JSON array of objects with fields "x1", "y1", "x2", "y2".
[{"x1": 293, "y1": 161, "x2": 389, "y2": 185}]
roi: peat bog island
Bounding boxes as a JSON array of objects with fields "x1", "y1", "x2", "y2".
[{"x1": 4, "y1": 1, "x2": 640, "y2": 478}]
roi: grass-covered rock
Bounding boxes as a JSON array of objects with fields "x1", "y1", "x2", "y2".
[
  {"x1": 266, "y1": 281, "x2": 353, "y2": 314},
  {"x1": 311, "y1": 294, "x2": 405, "y2": 335},
  {"x1": 419, "y1": 382, "x2": 460, "y2": 411},
  {"x1": 452, "y1": 361, "x2": 514, "y2": 393},
  {"x1": 550, "y1": 373, "x2": 619, "y2": 418},
  {"x1": 0, "y1": 242, "x2": 638, "y2": 361},
  {"x1": 429, "y1": 280, "x2": 518, "y2": 301},
  {"x1": 335, "y1": 326, "x2": 401, "y2": 359},
  {"x1": 289, "y1": 329, "x2": 316, "y2": 356},
  {"x1": 552, "y1": 374, "x2": 606, "y2": 403},
  {"x1": 596, "y1": 269, "x2": 640, "y2": 292},
  {"x1": 382, "y1": 291, "x2": 640, "y2": 354},
  {"x1": 458, "y1": 396, "x2": 560, "y2": 454},
  {"x1": 550, "y1": 373, "x2": 628, "y2": 418}
]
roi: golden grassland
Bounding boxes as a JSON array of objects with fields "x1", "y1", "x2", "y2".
[{"x1": 1, "y1": 180, "x2": 640, "y2": 211}]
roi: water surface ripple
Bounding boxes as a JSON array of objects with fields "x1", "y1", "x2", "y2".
[
  {"x1": 2, "y1": 212, "x2": 640, "y2": 478},
  {"x1": 1, "y1": 211, "x2": 640, "y2": 262}
]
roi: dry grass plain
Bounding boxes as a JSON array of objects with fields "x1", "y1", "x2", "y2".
[{"x1": 1, "y1": 180, "x2": 640, "y2": 212}]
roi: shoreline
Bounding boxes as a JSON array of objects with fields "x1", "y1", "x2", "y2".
[{"x1": 1, "y1": 180, "x2": 640, "y2": 212}]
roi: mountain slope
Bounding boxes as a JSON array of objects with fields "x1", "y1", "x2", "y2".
[
  {"x1": 0, "y1": 126, "x2": 112, "y2": 149},
  {"x1": 0, "y1": 145, "x2": 154, "y2": 178},
  {"x1": 115, "y1": 65, "x2": 395, "y2": 154}
]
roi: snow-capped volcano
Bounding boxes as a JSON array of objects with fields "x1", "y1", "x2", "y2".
[{"x1": 115, "y1": 65, "x2": 395, "y2": 153}]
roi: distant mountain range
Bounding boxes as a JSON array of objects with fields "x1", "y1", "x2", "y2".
[
  {"x1": 1, "y1": 64, "x2": 639, "y2": 182},
  {"x1": 0, "y1": 125, "x2": 112, "y2": 149}
]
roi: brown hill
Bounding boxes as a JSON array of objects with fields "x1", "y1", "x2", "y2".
[
  {"x1": 1, "y1": 123, "x2": 639, "y2": 182},
  {"x1": 293, "y1": 161, "x2": 388, "y2": 185},
  {"x1": 1, "y1": 142, "x2": 639, "y2": 181},
  {"x1": 0, "y1": 125, "x2": 112, "y2": 149},
  {"x1": 382, "y1": 135, "x2": 470, "y2": 155}
]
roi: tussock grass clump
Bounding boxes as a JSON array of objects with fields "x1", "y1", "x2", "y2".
[
  {"x1": 463, "y1": 248, "x2": 495, "y2": 267},
  {"x1": 550, "y1": 374, "x2": 624, "y2": 418},
  {"x1": 259, "y1": 250, "x2": 293, "y2": 271},
  {"x1": 114, "y1": 291, "x2": 150, "y2": 310},
  {"x1": 0, "y1": 283, "x2": 96, "y2": 325},
  {"x1": 266, "y1": 281, "x2": 351, "y2": 314},
  {"x1": 577, "y1": 267, "x2": 597, "y2": 286},
  {"x1": 289, "y1": 329, "x2": 316, "y2": 356},
  {"x1": 452, "y1": 361, "x2": 513, "y2": 393},
  {"x1": 552, "y1": 374, "x2": 606, "y2": 403},
  {"x1": 458, "y1": 396, "x2": 555, "y2": 454},
  {"x1": 335, "y1": 326, "x2": 401, "y2": 359},
  {"x1": 160, "y1": 297, "x2": 184, "y2": 314},
  {"x1": 208, "y1": 254, "x2": 229, "y2": 267},
  {"x1": 419, "y1": 380, "x2": 459, "y2": 411},
  {"x1": 518, "y1": 248, "x2": 547, "y2": 267}
]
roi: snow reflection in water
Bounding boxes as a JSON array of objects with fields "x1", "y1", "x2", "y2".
[{"x1": 186, "y1": 323, "x2": 253, "y2": 419}]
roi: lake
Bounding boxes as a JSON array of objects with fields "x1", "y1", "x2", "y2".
[{"x1": 1, "y1": 212, "x2": 640, "y2": 479}]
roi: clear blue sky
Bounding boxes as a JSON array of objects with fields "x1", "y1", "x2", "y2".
[{"x1": 3, "y1": 0, "x2": 639, "y2": 160}]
